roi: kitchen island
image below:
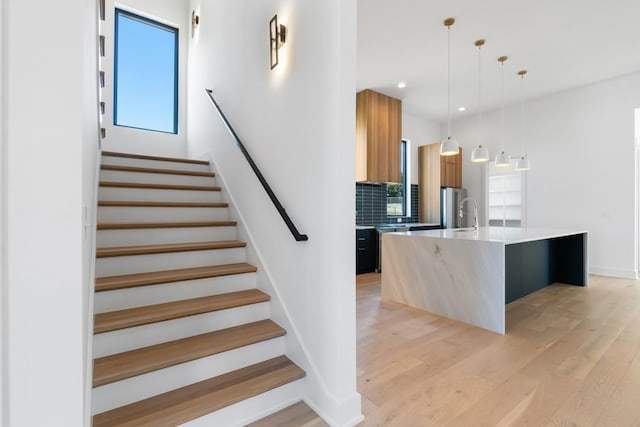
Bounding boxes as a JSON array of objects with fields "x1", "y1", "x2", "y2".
[{"x1": 381, "y1": 227, "x2": 588, "y2": 334}]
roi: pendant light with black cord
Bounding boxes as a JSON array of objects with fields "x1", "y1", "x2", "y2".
[{"x1": 440, "y1": 18, "x2": 460, "y2": 156}]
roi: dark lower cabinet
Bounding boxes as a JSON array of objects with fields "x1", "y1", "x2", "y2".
[
  {"x1": 505, "y1": 234, "x2": 586, "y2": 304},
  {"x1": 356, "y1": 229, "x2": 377, "y2": 274}
]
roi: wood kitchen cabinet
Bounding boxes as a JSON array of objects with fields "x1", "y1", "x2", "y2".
[
  {"x1": 440, "y1": 148, "x2": 462, "y2": 188},
  {"x1": 418, "y1": 143, "x2": 462, "y2": 223},
  {"x1": 355, "y1": 89, "x2": 402, "y2": 183}
]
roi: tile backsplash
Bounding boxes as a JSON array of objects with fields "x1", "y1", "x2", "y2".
[{"x1": 355, "y1": 183, "x2": 420, "y2": 225}]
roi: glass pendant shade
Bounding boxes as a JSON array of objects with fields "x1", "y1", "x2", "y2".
[
  {"x1": 440, "y1": 136, "x2": 459, "y2": 156},
  {"x1": 471, "y1": 145, "x2": 489, "y2": 162},
  {"x1": 515, "y1": 156, "x2": 531, "y2": 171},
  {"x1": 495, "y1": 151, "x2": 510, "y2": 167}
]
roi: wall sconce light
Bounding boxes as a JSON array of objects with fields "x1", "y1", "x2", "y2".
[
  {"x1": 191, "y1": 10, "x2": 200, "y2": 38},
  {"x1": 269, "y1": 14, "x2": 287, "y2": 69}
]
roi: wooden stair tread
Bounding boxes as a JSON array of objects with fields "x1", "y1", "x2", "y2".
[
  {"x1": 93, "y1": 319, "x2": 284, "y2": 387},
  {"x1": 98, "y1": 201, "x2": 228, "y2": 208},
  {"x1": 95, "y1": 263, "x2": 258, "y2": 292},
  {"x1": 92, "y1": 355, "x2": 305, "y2": 427},
  {"x1": 96, "y1": 240, "x2": 246, "y2": 258},
  {"x1": 101, "y1": 164, "x2": 215, "y2": 177},
  {"x1": 99, "y1": 181, "x2": 221, "y2": 192},
  {"x1": 97, "y1": 221, "x2": 237, "y2": 230},
  {"x1": 102, "y1": 150, "x2": 209, "y2": 165},
  {"x1": 94, "y1": 289, "x2": 270, "y2": 334}
]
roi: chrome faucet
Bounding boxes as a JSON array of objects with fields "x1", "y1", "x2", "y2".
[{"x1": 459, "y1": 198, "x2": 479, "y2": 230}]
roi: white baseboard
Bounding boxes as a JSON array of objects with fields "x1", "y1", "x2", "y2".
[{"x1": 589, "y1": 267, "x2": 638, "y2": 280}]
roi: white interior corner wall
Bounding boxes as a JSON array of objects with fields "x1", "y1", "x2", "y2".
[
  {"x1": 100, "y1": 0, "x2": 189, "y2": 157},
  {"x1": 82, "y1": 0, "x2": 100, "y2": 425},
  {"x1": 403, "y1": 112, "x2": 441, "y2": 184},
  {"x1": 186, "y1": 0, "x2": 362, "y2": 426},
  {"x1": 4, "y1": 0, "x2": 98, "y2": 426},
  {"x1": 454, "y1": 72, "x2": 640, "y2": 279},
  {"x1": 0, "y1": 0, "x2": 6, "y2": 423}
]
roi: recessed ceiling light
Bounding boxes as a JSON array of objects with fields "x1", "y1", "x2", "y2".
[
  {"x1": 397, "y1": 82, "x2": 406, "y2": 89},
  {"x1": 458, "y1": 106, "x2": 466, "y2": 111}
]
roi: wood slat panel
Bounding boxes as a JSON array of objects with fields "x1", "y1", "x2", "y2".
[
  {"x1": 99, "y1": 181, "x2": 221, "y2": 192},
  {"x1": 101, "y1": 164, "x2": 215, "y2": 177},
  {"x1": 102, "y1": 150, "x2": 209, "y2": 165},
  {"x1": 97, "y1": 221, "x2": 236, "y2": 230},
  {"x1": 93, "y1": 319, "x2": 283, "y2": 387},
  {"x1": 95, "y1": 263, "x2": 258, "y2": 292},
  {"x1": 96, "y1": 240, "x2": 245, "y2": 258},
  {"x1": 94, "y1": 289, "x2": 269, "y2": 334},
  {"x1": 93, "y1": 356, "x2": 305, "y2": 427}
]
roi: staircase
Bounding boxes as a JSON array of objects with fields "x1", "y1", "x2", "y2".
[{"x1": 91, "y1": 151, "x2": 305, "y2": 426}]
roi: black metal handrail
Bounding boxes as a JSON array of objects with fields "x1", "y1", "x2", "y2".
[{"x1": 204, "y1": 89, "x2": 309, "y2": 242}]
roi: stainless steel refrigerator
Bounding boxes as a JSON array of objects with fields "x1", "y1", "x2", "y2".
[{"x1": 441, "y1": 187, "x2": 467, "y2": 228}]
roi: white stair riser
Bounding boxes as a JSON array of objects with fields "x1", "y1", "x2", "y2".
[
  {"x1": 97, "y1": 206, "x2": 229, "y2": 223},
  {"x1": 95, "y1": 247, "x2": 246, "y2": 276},
  {"x1": 93, "y1": 302, "x2": 270, "y2": 357},
  {"x1": 94, "y1": 273, "x2": 257, "y2": 313},
  {"x1": 100, "y1": 170, "x2": 217, "y2": 187},
  {"x1": 99, "y1": 187, "x2": 221, "y2": 203},
  {"x1": 101, "y1": 156, "x2": 211, "y2": 173},
  {"x1": 92, "y1": 337, "x2": 286, "y2": 414},
  {"x1": 96, "y1": 226, "x2": 237, "y2": 247},
  {"x1": 180, "y1": 379, "x2": 305, "y2": 427}
]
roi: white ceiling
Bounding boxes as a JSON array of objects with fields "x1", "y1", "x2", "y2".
[{"x1": 357, "y1": 0, "x2": 640, "y2": 122}]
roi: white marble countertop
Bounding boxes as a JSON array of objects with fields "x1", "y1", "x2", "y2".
[
  {"x1": 391, "y1": 226, "x2": 587, "y2": 245},
  {"x1": 356, "y1": 223, "x2": 440, "y2": 230},
  {"x1": 355, "y1": 225, "x2": 376, "y2": 230}
]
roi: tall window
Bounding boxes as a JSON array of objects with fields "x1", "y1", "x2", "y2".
[
  {"x1": 387, "y1": 140, "x2": 408, "y2": 216},
  {"x1": 114, "y1": 9, "x2": 178, "y2": 134}
]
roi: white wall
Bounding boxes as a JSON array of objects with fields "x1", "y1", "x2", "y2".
[
  {"x1": 2, "y1": 0, "x2": 98, "y2": 426},
  {"x1": 187, "y1": 0, "x2": 362, "y2": 425},
  {"x1": 454, "y1": 72, "x2": 640, "y2": 279},
  {"x1": 100, "y1": 0, "x2": 189, "y2": 157},
  {"x1": 402, "y1": 112, "x2": 440, "y2": 184},
  {"x1": 0, "y1": 0, "x2": 6, "y2": 423}
]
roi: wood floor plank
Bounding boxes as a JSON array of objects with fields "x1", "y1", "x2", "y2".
[
  {"x1": 92, "y1": 356, "x2": 305, "y2": 427},
  {"x1": 99, "y1": 181, "x2": 221, "y2": 192},
  {"x1": 95, "y1": 263, "x2": 257, "y2": 292},
  {"x1": 102, "y1": 150, "x2": 209, "y2": 165},
  {"x1": 101, "y1": 164, "x2": 215, "y2": 177},
  {"x1": 96, "y1": 240, "x2": 246, "y2": 258},
  {"x1": 93, "y1": 319, "x2": 284, "y2": 387},
  {"x1": 247, "y1": 401, "x2": 329, "y2": 427},
  {"x1": 94, "y1": 289, "x2": 269, "y2": 334},
  {"x1": 97, "y1": 221, "x2": 236, "y2": 230}
]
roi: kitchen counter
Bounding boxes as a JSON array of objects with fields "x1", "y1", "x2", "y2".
[
  {"x1": 381, "y1": 227, "x2": 588, "y2": 334},
  {"x1": 404, "y1": 227, "x2": 588, "y2": 244}
]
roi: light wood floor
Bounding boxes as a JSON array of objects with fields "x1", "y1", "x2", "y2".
[
  {"x1": 255, "y1": 273, "x2": 640, "y2": 426},
  {"x1": 357, "y1": 273, "x2": 640, "y2": 426}
]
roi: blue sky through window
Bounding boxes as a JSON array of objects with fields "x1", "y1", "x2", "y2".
[{"x1": 114, "y1": 10, "x2": 178, "y2": 134}]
